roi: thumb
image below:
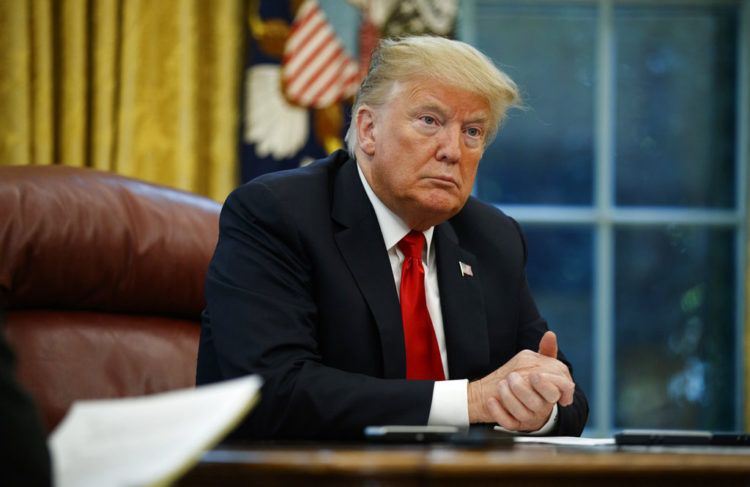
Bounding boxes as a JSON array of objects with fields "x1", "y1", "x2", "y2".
[{"x1": 538, "y1": 331, "x2": 558, "y2": 359}]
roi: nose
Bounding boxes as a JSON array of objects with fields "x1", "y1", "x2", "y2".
[{"x1": 435, "y1": 125, "x2": 461, "y2": 164}]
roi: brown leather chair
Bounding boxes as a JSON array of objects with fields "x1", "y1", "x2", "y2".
[{"x1": 0, "y1": 166, "x2": 221, "y2": 433}]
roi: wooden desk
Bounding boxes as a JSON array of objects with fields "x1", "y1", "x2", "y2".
[{"x1": 179, "y1": 442, "x2": 750, "y2": 486}]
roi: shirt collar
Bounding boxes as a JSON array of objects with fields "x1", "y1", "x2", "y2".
[{"x1": 356, "y1": 162, "x2": 434, "y2": 256}]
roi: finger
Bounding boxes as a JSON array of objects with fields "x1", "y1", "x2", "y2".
[
  {"x1": 510, "y1": 356, "x2": 572, "y2": 381},
  {"x1": 507, "y1": 372, "x2": 547, "y2": 413},
  {"x1": 559, "y1": 383, "x2": 575, "y2": 407},
  {"x1": 537, "y1": 331, "x2": 558, "y2": 359},
  {"x1": 486, "y1": 396, "x2": 521, "y2": 431},
  {"x1": 497, "y1": 379, "x2": 534, "y2": 424},
  {"x1": 541, "y1": 373, "x2": 575, "y2": 406},
  {"x1": 506, "y1": 348, "x2": 570, "y2": 378},
  {"x1": 531, "y1": 372, "x2": 575, "y2": 406},
  {"x1": 528, "y1": 372, "x2": 562, "y2": 404}
]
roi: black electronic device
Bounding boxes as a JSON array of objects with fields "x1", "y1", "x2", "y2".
[{"x1": 614, "y1": 429, "x2": 750, "y2": 446}]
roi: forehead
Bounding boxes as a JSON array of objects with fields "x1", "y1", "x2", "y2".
[{"x1": 386, "y1": 79, "x2": 491, "y2": 120}]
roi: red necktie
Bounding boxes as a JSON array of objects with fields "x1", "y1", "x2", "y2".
[{"x1": 398, "y1": 231, "x2": 445, "y2": 381}]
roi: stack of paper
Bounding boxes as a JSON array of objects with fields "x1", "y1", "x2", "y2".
[{"x1": 49, "y1": 375, "x2": 262, "y2": 487}]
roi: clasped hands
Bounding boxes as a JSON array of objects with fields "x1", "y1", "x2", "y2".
[{"x1": 467, "y1": 331, "x2": 575, "y2": 432}]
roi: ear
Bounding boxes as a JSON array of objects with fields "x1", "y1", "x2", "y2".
[{"x1": 356, "y1": 105, "x2": 377, "y2": 156}]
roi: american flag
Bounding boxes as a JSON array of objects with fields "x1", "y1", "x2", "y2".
[{"x1": 281, "y1": 0, "x2": 360, "y2": 109}]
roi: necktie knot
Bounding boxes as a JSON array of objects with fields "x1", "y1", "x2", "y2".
[{"x1": 398, "y1": 231, "x2": 425, "y2": 260}]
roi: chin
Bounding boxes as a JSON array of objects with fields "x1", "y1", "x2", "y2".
[
  {"x1": 418, "y1": 201, "x2": 462, "y2": 224},
  {"x1": 406, "y1": 190, "x2": 467, "y2": 225},
  {"x1": 432, "y1": 191, "x2": 466, "y2": 211}
]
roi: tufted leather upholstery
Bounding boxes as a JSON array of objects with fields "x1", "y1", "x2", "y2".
[{"x1": 0, "y1": 166, "x2": 221, "y2": 432}]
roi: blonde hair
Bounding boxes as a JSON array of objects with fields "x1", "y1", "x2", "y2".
[{"x1": 345, "y1": 36, "x2": 521, "y2": 156}]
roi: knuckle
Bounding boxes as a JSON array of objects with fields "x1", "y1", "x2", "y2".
[
  {"x1": 498, "y1": 382, "x2": 512, "y2": 400},
  {"x1": 508, "y1": 375, "x2": 525, "y2": 392},
  {"x1": 518, "y1": 350, "x2": 535, "y2": 361}
]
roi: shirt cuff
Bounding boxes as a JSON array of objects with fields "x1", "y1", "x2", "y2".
[
  {"x1": 427, "y1": 379, "x2": 469, "y2": 427},
  {"x1": 494, "y1": 403, "x2": 559, "y2": 435}
]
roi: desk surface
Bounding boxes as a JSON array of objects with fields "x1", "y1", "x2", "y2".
[{"x1": 179, "y1": 442, "x2": 750, "y2": 487}]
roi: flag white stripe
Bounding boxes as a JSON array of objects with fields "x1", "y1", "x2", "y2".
[
  {"x1": 285, "y1": 1, "x2": 321, "y2": 53},
  {"x1": 313, "y1": 61, "x2": 359, "y2": 107},
  {"x1": 282, "y1": 0, "x2": 360, "y2": 108},
  {"x1": 314, "y1": 63, "x2": 359, "y2": 108},
  {"x1": 298, "y1": 54, "x2": 348, "y2": 105},
  {"x1": 289, "y1": 44, "x2": 342, "y2": 97},
  {"x1": 285, "y1": 41, "x2": 339, "y2": 97},
  {"x1": 285, "y1": 12, "x2": 326, "y2": 61},
  {"x1": 312, "y1": 56, "x2": 359, "y2": 106},
  {"x1": 283, "y1": 21, "x2": 333, "y2": 79}
]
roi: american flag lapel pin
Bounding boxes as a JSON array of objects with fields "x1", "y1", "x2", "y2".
[{"x1": 459, "y1": 261, "x2": 473, "y2": 277}]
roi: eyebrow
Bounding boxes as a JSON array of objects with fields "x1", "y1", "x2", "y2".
[
  {"x1": 411, "y1": 102, "x2": 449, "y2": 119},
  {"x1": 465, "y1": 115, "x2": 489, "y2": 126},
  {"x1": 409, "y1": 101, "x2": 489, "y2": 127}
]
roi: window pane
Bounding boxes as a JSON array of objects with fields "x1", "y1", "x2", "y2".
[
  {"x1": 615, "y1": 226, "x2": 735, "y2": 429},
  {"x1": 615, "y1": 5, "x2": 738, "y2": 207},
  {"x1": 474, "y1": 3, "x2": 596, "y2": 205},
  {"x1": 523, "y1": 225, "x2": 594, "y2": 422}
]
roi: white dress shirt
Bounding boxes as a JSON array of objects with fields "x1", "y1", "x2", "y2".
[{"x1": 356, "y1": 164, "x2": 557, "y2": 433}]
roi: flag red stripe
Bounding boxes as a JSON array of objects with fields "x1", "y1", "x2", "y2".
[
  {"x1": 281, "y1": 0, "x2": 361, "y2": 108},
  {"x1": 288, "y1": 44, "x2": 344, "y2": 100},
  {"x1": 309, "y1": 61, "x2": 359, "y2": 107},
  {"x1": 284, "y1": 24, "x2": 335, "y2": 80},
  {"x1": 306, "y1": 54, "x2": 357, "y2": 106},
  {"x1": 304, "y1": 54, "x2": 349, "y2": 106},
  {"x1": 285, "y1": 29, "x2": 337, "y2": 86},
  {"x1": 286, "y1": 1, "x2": 319, "y2": 40},
  {"x1": 283, "y1": 12, "x2": 326, "y2": 64}
]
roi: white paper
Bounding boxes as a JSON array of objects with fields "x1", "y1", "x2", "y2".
[
  {"x1": 49, "y1": 375, "x2": 262, "y2": 487},
  {"x1": 512, "y1": 436, "x2": 616, "y2": 446}
]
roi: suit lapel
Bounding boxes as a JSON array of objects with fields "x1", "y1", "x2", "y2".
[
  {"x1": 332, "y1": 158, "x2": 406, "y2": 379},
  {"x1": 434, "y1": 222, "x2": 489, "y2": 380}
]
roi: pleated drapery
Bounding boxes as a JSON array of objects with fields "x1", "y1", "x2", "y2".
[{"x1": 0, "y1": 0, "x2": 244, "y2": 201}]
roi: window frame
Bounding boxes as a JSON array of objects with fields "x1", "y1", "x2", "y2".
[{"x1": 460, "y1": 0, "x2": 750, "y2": 436}]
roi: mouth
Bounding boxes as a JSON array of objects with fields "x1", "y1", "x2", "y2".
[{"x1": 424, "y1": 175, "x2": 459, "y2": 189}]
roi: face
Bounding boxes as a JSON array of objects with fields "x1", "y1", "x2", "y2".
[{"x1": 356, "y1": 78, "x2": 490, "y2": 230}]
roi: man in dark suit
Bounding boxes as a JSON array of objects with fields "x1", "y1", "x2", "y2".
[
  {"x1": 0, "y1": 307, "x2": 52, "y2": 486},
  {"x1": 197, "y1": 36, "x2": 588, "y2": 439}
]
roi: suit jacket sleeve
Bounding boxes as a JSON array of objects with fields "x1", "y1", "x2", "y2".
[
  {"x1": 0, "y1": 318, "x2": 52, "y2": 487},
  {"x1": 201, "y1": 181, "x2": 434, "y2": 440}
]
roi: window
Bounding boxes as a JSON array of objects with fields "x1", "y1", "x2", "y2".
[{"x1": 461, "y1": 0, "x2": 748, "y2": 435}]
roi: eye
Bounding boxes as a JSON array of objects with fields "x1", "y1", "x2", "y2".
[
  {"x1": 466, "y1": 127, "x2": 482, "y2": 138},
  {"x1": 420, "y1": 115, "x2": 436, "y2": 125}
]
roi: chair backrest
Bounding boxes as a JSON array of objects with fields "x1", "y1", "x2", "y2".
[{"x1": 0, "y1": 165, "x2": 221, "y2": 432}]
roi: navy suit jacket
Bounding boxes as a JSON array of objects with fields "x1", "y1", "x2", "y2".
[{"x1": 197, "y1": 150, "x2": 588, "y2": 439}]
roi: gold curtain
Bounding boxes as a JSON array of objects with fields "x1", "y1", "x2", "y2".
[{"x1": 0, "y1": 0, "x2": 244, "y2": 201}]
